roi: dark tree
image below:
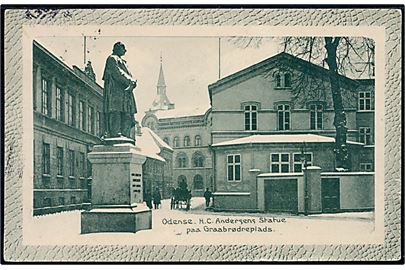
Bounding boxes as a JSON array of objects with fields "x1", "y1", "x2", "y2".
[{"x1": 282, "y1": 37, "x2": 374, "y2": 170}]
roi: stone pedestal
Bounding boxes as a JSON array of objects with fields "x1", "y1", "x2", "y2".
[{"x1": 81, "y1": 142, "x2": 152, "y2": 234}]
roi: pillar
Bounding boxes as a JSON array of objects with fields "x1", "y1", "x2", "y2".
[{"x1": 304, "y1": 166, "x2": 322, "y2": 214}]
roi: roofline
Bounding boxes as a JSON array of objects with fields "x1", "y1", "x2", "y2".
[
  {"x1": 33, "y1": 40, "x2": 104, "y2": 95},
  {"x1": 212, "y1": 139, "x2": 364, "y2": 147},
  {"x1": 208, "y1": 52, "x2": 360, "y2": 100},
  {"x1": 155, "y1": 107, "x2": 212, "y2": 121}
]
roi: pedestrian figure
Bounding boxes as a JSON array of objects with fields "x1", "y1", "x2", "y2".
[
  {"x1": 153, "y1": 188, "x2": 162, "y2": 209},
  {"x1": 204, "y1": 188, "x2": 212, "y2": 208}
]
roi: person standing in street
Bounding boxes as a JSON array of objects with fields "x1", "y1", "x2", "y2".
[
  {"x1": 204, "y1": 188, "x2": 212, "y2": 209},
  {"x1": 153, "y1": 188, "x2": 162, "y2": 209}
]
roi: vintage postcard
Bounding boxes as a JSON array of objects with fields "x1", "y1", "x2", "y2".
[{"x1": 2, "y1": 7, "x2": 403, "y2": 262}]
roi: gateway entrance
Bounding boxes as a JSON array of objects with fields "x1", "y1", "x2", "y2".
[{"x1": 264, "y1": 179, "x2": 298, "y2": 213}]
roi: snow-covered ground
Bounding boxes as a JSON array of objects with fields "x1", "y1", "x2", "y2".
[{"x1": 24, "y1": 197, "x2": 377, "y2": 246}]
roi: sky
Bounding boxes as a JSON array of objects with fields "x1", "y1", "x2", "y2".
[{"x1": 36, "y1": 36, "x2": 279, "y2": 120}]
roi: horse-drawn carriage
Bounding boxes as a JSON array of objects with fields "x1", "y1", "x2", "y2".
[{"x1": 170, "y1": 186, "x2": 192, "y2": 210}]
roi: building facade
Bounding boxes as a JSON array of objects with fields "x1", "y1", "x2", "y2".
[
  {"x1": 208, "y1": 52, "x2": 375, "y2": 212},
  {"x1": 33, "y1": 41, "x2": 173, "y2": 215},
  {"x1": 142, "y1": 59, "x2": 213, "y2": 196},
  {"x1": 142, "y1": 52, "x2": 375, "y2": 210},
  {"x1": 33, "y1": 41, "x2": 104, "y2": 215}
]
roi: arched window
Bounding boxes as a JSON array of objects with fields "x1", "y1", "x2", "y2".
[
  {"x1": 184, "y1": 136, "x2": 190, "y2": 147},
  {"x1": 275, "y1": 73, "x2": 282, "y2": 88},
  {"x1": 274, "y1": 71, "x2": 292, "y2": 88},
  {"x1": 284, "y1": 73, "x2": 291, "y2": 88},
  {"x1": 176, "y1": 152, "x2": 188, "y2": 168},
  {"x1": 194, "y1": 135, "x2": 202, "y2": 146},
  {"x1": 193, "y1": 175, "x2": 204, "y2": 190},
  {"x1": 163, "y1": 137, "x2": 170, "y2": 145},
  {"x1": 173, "y1": 136, "x2": 179, "y2": 148},
  {"x1": 192, "y1": 152, "x2": 205, "y2": 167}
]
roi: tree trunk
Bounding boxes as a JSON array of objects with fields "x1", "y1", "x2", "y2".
[{"x1": 324, "y1": 37, "x2": 349, "y2": 170}]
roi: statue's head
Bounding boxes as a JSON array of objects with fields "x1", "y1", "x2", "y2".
[{"x1": 112, "y1": 42, "x2": 127, "y2": 56}]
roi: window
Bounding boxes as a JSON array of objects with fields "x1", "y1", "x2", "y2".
[
  {"x1": 79, "y1": 152, "x2": 85, "y2": 177},
  {"x1": 359, "y1": 127, "x2": 372, "y2": 145},
  {"x1": 358, "y1": 91, "x2": 372, "y2": 111},
  {"x1": 309, "y1": 104, "x2": 323, "y2": 130},
  {"x1": 277, "y1": 104, "x2": 290, "y2": 130},
  {"x1": 227, "y1": 154, "x2": 241, "y2": 181},
  {"x1": 184, "y1": 136, "x2": 190, "y2": 147},
  {"x1": 88, "y1": 106, "x2": 95, "y2": 135},
  {"x1": 80, "y1": 179, "x2": 87, "y2": 189},
  {"x1": 192, "y1": 152, "x2": 205, "y2": 167},
  {"x1": 176, "y1": 153, "x2": 188, "y2": 168},
  {"x1": 173, "y1": 137, "x2": 179, "y2": 148},
  {"x1": 96, "y1": 111, "x2": 101, "y2": 136},
  {"x1": 56, "y1": 146, "x2": 64, "y2": 176},
  {"x1": 360, "y1": 163, "x2": 373, "y2": 172},
  {"x1": 68, "y1": 150, "x2": 75, "y2": 177},
  {"x1": 67, "y1": 93, "x2": 75, "y2": 126},
  {"x1": 270, "y1": 153, "x2": 290, "y2": 173},
  {"x1": 244, "y1": 105, "x2": 257, "y2": 131},
  {"x1": 42, "y1": 143, "x2": 51, "y2": 188},
  {"x1": 194, "y1": 135, "x2": 201, "y2": 146},
  {"x1": 71, "y1": 196, "x2": 77, "y2": 204},
  {"x1": 284, "y1": 73, "x2": 291, "y2": 88},
  {"x1": 69, "y1": 178, "x2": 76, "y2": 189},
  {"x1": 41, "y1": 78, "x2": 51, "y2": 116},
  {"x1": 79, "y1": 100, "x2": 86, "y2": 131},
  {"x1": 58, "y1": 197, "x2": 65, "y2": 206},
  {"x1": 57, "y1": 177, "x2": 64, "y2": 189},
  {"x1": 275, "y1": 72, "x2": 292, "y2": 88},
  {"x1": 275, "y1": 74, "x2": 281, "y2": 88},
  {"x1": 55, "y1": 86, "x2": 64, "y2": 121},
  {"x1": 43, "y1": 198, "x2": 52, "y2": 207},
  {"x1": 293, "y1": 152, "x2": 313, "y2": 172},
  {"x1": 42, "y1": 143, "x2": 50, "y2": 175},
  {"x1": 87, "y1": 159, "x2": 92, "y2": 178},
  {"x1": 193, "y1": 175, "x2": 204, "y2": 190},
  {"x1": 163, "y1": 137, "x2": 170, "y2": 145}
]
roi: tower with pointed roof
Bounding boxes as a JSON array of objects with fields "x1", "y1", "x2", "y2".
[{"x1": 148, "y1": 55, "x2": 175, "y2": 112}]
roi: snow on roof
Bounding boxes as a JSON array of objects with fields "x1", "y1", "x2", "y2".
[
  {"x1": 154, "y1": 106, "x2": 210, "y2": 119},
  {"x1": 142, "y1": 127, "x2": 173, "y2": 152},
  {"x1": 212, "y1": 134, "x2": 364, "y2": 147},
  {"x1": 136, "y1": 128, "x2": 167, "y2": 162}
]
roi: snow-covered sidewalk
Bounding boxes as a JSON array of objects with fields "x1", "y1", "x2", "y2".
[{"x1": 24, "y1": 197, "x2": 377, "y2": 246}]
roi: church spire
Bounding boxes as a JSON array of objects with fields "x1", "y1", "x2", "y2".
[
  {"x1": 157, "y1": 53, "x2": 166, "y2": 89},
  {"x1": 148, "y1": 54, "x2": 175, "y2": 112}
]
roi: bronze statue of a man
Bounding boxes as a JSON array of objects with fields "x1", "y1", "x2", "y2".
[{"x1": 102, "y1": 42, "x2": 137, "y2": 138}]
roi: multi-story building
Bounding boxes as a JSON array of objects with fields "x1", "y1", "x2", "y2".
[
  {"x1": 143, "y1": 51, "x2": 375, "y2": 213},
  {"x1": 208, "y1": 52, "x2": 375, "y2": 212},
  {"x1": 142, "y1": 60, "x2": 212, "y2": 196},
  {"x1": 33, "y1": 41, "x2": 173, "y2": 215}
]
